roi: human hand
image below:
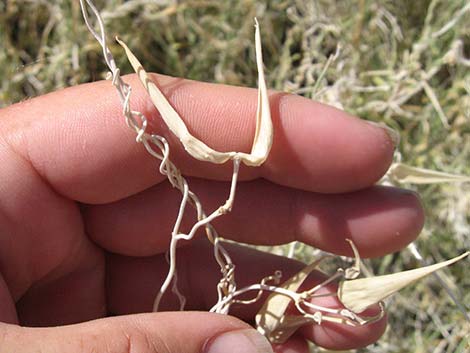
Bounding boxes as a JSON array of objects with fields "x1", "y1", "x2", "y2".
[{"x1": 0, "y1": 74, "x2": 423, "y2": 352}]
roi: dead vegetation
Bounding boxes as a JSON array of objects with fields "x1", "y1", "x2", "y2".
[{"x1": 1, "y1": 1, "x2": 469, "y2": 352}]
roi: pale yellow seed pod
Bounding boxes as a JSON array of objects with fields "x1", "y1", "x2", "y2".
[
  {"x1": 338, "y1": 252, "x2": 469, "y2": 313},
  {"x1": 255, "y1": 257, "x2": 329, "y2": 344},
  {"x1": 388, "y1": 163, "x2": 470, "y2": 184},
  {"x1": 117, "y1": 19, "x2": 273, "y2": 167}
]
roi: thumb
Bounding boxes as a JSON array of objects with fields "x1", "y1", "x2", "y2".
[{"x1": 1, "y1": 312, "x2": 273, "y2": 353}]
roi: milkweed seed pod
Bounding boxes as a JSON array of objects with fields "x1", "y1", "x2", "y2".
[{"x1": 117, "y1": 19, "x2": 273, "y2": 167}]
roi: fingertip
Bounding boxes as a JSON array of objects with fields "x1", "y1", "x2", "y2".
[
  {"x1": 2, "y1": 312, "x2": 262, "y2": 353},
  {"x1": 300, "y1": 294, "x2": 388, "y2": 350},
  {"x1": 296, "y1": 186, "x2": 425, "y2": 258},
  {"x1": 303, "y1": 314, "x2": 387, "y2": 350},
  {"x1": 204, "y1": 328, "x2": 274, "y2": 353},
  {"x1": 347, "y1": 187, "x2": 425, "y2": 258},
  {"x1": 264, "y1": 94, "x2": 395, "y2": 192}
]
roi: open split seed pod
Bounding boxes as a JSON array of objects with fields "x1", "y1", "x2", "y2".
[
  {"x1": 388, "y1": 163, "x2": 470, "y2": 184},
  {"x1": 256, "y1": 246, "x2": 468, "y2": 344},
  {"x1": 255, "y1": 257, "x2": 329, "y2": 344},
  {"x1": 338, "y1": 252, "x2": 469, "y2": 313},
  {"x1": 117, "y1": 19, "x2": 273, "y2": 167}
]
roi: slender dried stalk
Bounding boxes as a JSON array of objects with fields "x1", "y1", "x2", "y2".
[
  {"x1": 80, "y1": 0, "x2": 276, "y2": 316},
  {"x1": 80, "y1": 0, "x2": 234, "y2": 312}
]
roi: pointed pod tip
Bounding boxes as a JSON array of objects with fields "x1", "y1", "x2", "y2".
[
  {"x1": 115, "y1": 36, "x2": 125, "y2": 47},
  {"x1": 338, "y1": 251, "x2": 469, "y2": 313}
]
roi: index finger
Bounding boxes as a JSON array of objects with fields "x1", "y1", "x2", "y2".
[{"x1": 0, "y1": 74, "x2": 395, "y2": 204}]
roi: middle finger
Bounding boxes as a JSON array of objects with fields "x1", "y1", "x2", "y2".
[{"x1": 84, "y1": 179, "x2": 423, "y2": 258}]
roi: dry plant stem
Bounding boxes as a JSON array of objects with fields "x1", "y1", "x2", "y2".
[
  {"x1": 79, "y1": 0, "x2": 241, "y2": 313},
  {"x1": 116, "y1": 18, "x2": 274, "y2": 312},
  {"x1": 232, "y1": 271, "x2": 283, "y2": 306},
  {"x1": 210, "y1": 283, "x2": 303, "y2": 313},
  {"x1": 153, "y1": 158, "x2": 241, "y2": 312},
  {"x1": 80, "y1": 0, "x2": 277, "y2": 319},
  {"x1": 116, "y1": 15, "x2": 273, "y2": 312}
]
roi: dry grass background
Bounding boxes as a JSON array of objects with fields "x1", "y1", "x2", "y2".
[{"x1": 0, "y1": 0, "x2": 469, "y2": 352}]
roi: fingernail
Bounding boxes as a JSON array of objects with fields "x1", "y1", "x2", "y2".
[
  {"x1": 366, "y1": 120, "x2": 400, "y2": 148},
  {"x1": 204, "y1": 329, "x2": 273, "y2": 353}
]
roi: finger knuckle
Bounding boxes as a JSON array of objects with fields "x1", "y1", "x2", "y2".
[{"x1": 118, "y1": 328, "x2": 172, "y2": 353}]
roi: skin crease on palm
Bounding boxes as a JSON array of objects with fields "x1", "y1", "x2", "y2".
[{"x1": 0, "y1": 73, "x2": 424, "y2": 353}]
